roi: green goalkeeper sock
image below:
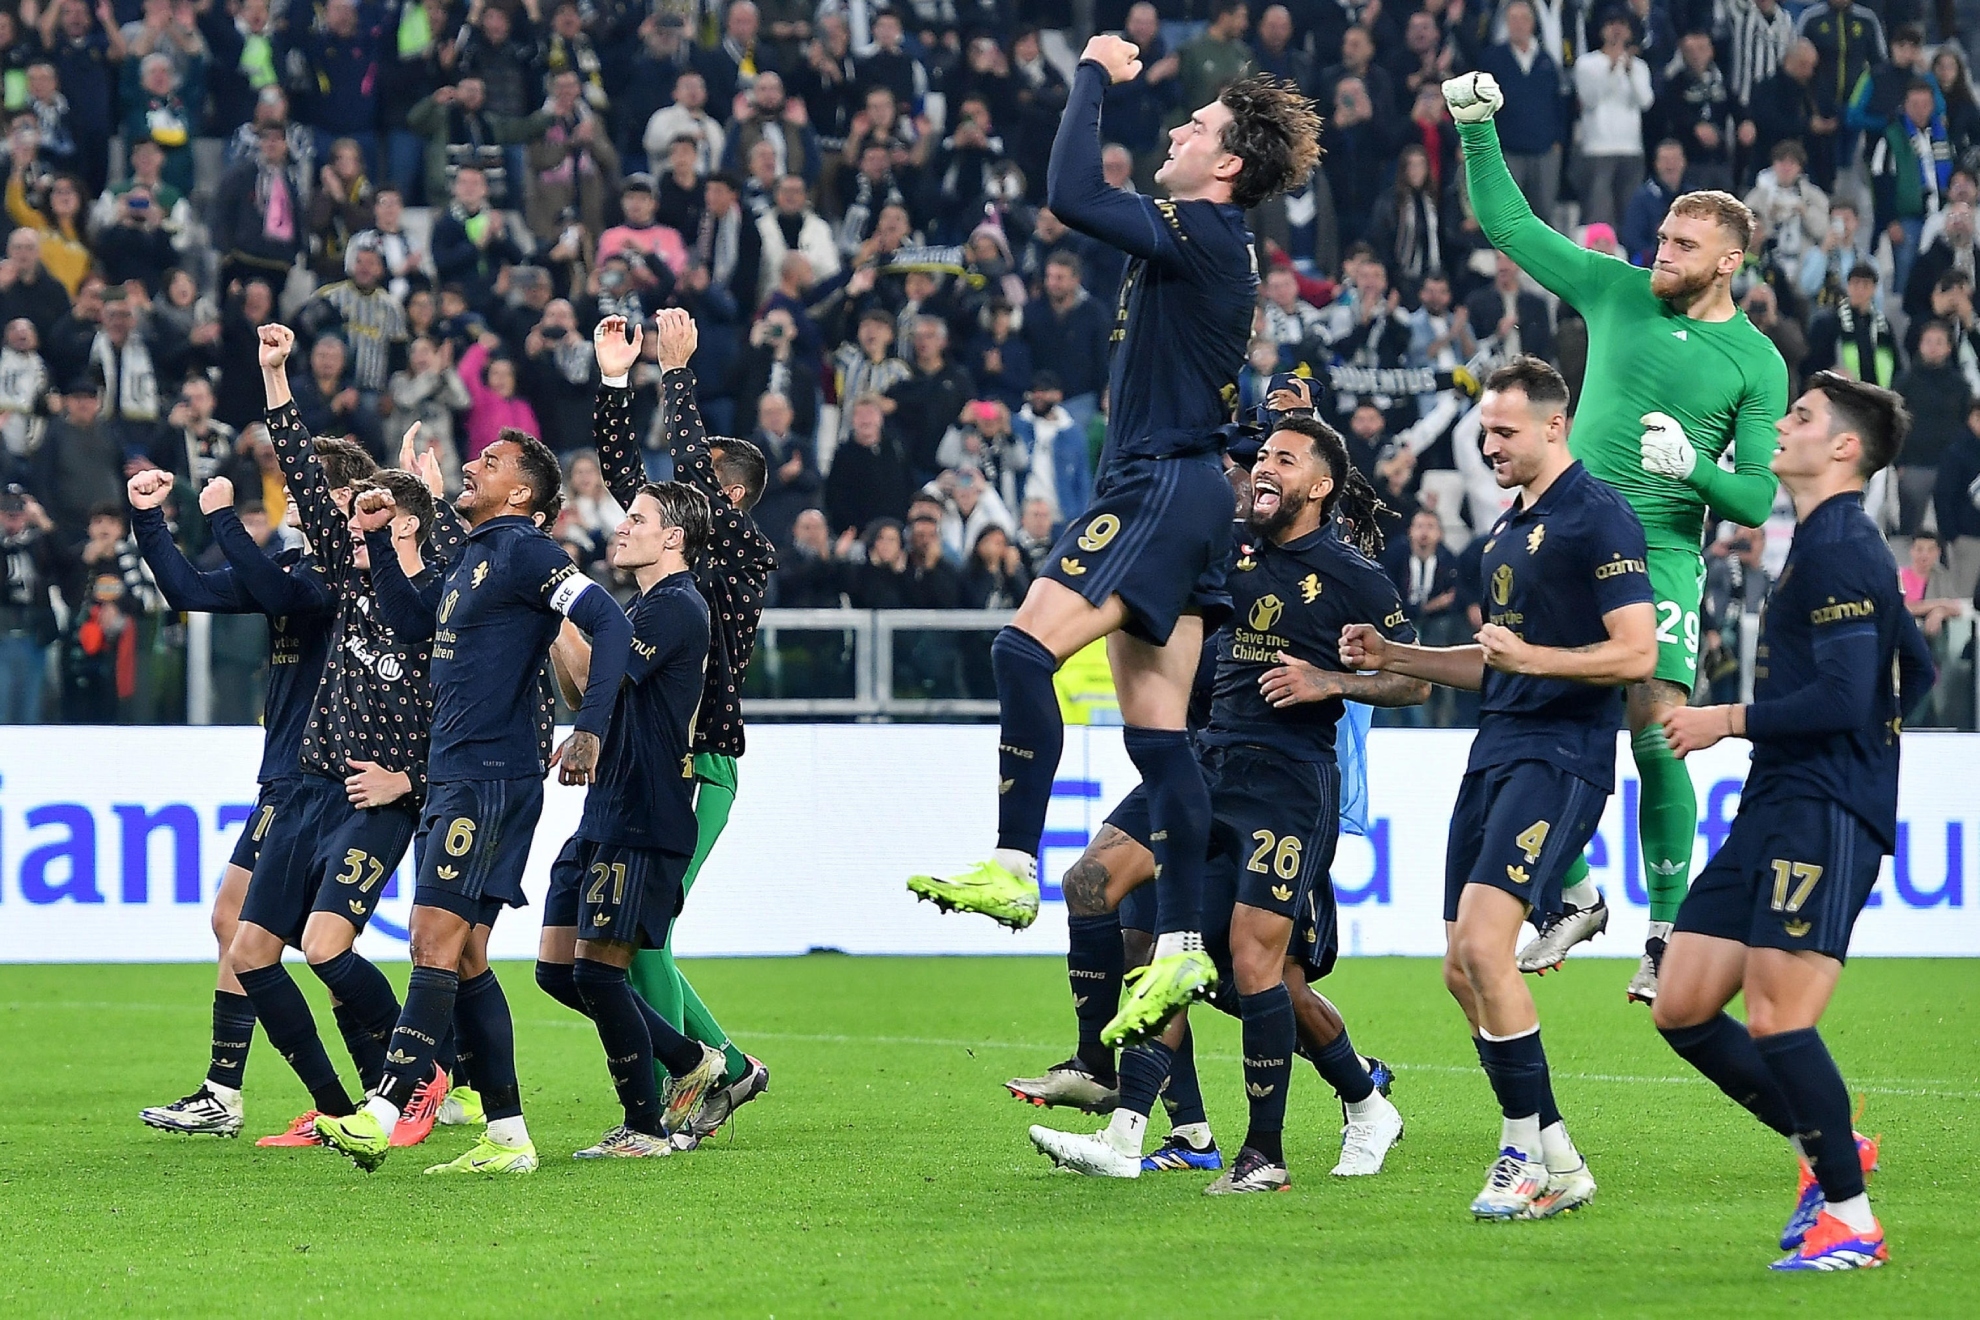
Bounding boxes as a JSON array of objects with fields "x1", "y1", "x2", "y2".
[
  {"x1": 1633, "y1": 725, "x2": 1698, "y2": 925},
  {"x1": 678, "y1": 969, "x2": 751, "y2": 1087},
  {"x1": 1559, "y1": 856, "x2": 1600, "y2": 910},
  {"x1": 628, "y1": 947, "x2": 688, "y2": 1030}
]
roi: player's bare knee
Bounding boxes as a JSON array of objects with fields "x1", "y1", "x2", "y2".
[
  {"x1": 228, "y1": 922, "x2": 282, "y2": 972},
  {"x1": 300, "y1": 923, "x2": 352, "y2": 965},
  {"x1": 1061, "y1": 855, "x2": 1114, "y2": 916},
  {"x1": 574, "y1": 937, "x2": 634, "y2": 969},
  {"x1": 407, "y1": 909, "x2": 468, "y2": 969}
]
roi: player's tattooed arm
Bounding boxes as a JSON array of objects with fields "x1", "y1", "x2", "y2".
[
  {"x1": 1260, "y1": 651, "x2": 1429, "y2": 708},
  {"x1": 1341, "y1": 623, "x2": 1487, "y2": 691},
  {"x1": 590, "y1": 315, "x2": 647, "y2": 508}
]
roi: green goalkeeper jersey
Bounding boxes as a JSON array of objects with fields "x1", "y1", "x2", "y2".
[{"x1": 1460, "y1": 121, "x2": 1788, "y2": 552}]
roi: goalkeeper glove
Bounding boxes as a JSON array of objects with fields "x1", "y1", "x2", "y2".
[
  {"x1": 1640, "y1": 411, "x2": 1699, "y2": 481},
  {"x1": 1442, "y1": 73, "x2": 1504, "y2": 124}
]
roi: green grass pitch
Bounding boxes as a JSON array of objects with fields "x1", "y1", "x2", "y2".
[{"x1": 2, "y1": 955, "x2": 1976, "y2": 1316}]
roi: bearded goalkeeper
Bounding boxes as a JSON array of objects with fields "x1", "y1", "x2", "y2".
[{"x1": 1445, "y1": 72, "x2": 1789, "y2": 1003}]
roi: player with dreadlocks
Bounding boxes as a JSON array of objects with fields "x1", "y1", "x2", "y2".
[{"x1": 1029, "y1": 412, "x2": 1427, "y2": 1192}]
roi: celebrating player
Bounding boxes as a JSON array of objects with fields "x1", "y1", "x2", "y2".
[
  {"x1": 594, "y1": 310, "x2": 775, "y2": 1141},
  {"x1": 313, "y1": 423, "x2": 634, "y2": 1175},
  {"x1": 1446, "y1": 69, "x2": 1789, "y2": 1000},
  {"x1": 909, "y1": 40, "x2": 1322, "y2": 1045},
  {"x1": 534, "y1": 481, "x2": 723, "y2": 1159},
  {"x1": 1343, "y1": 358, "x2": 1655, "y2": 1220},
  {"x1": 229, "y1": 327, "x2": 445, "y2": 1148},
  {"x1": 129, "y1": 470, "x2": 333, "y2": 1137},
  {"x1": 1030, "y1": 414, "x2": 1419, "y2": 1190},
  {"x1": 1654, "y1": 375, "x2": 1931, "y2": 1271}
]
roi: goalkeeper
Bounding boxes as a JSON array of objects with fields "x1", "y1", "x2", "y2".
[{"x1": 1444, "y1": 71, "x2": 1789, "y2": 1003}]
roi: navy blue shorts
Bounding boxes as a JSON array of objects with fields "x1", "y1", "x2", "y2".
[
  {"x1": 308, "y1": 791, "x2": 420, "y2": 932},
  {"x1": 1039, "y1": 453, "x2": 1233, "y2": 645},
  {"x1": 228, "y1": 776, "x2": 304, "y2": 873},
  {"x1": 237, "y1": 774, "x2": 343, "y2": 945},
  {"x1": 1443, "y1": 760, "x2": 1608, "y2": 923},
  {"x1": 1100, "y1": 784, "x2": 1157, "y2": 931},
  {"x1": 544, "y1": 835, "x2": 689, "y2": 948},
  {"x1": 414, "y1": 777, "x2": 545, "y2": 922},
  {"x1": 1675, "y1": 796, "x2": 1884, "y2": 963},
  {"x1": 1202, "y1": 745, "x2": 1343, "y2": 982}
]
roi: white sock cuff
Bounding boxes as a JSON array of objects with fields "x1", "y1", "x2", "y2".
[{"x1": 1478, "y1": 1024, "x2": 1540, "y2": 1043}]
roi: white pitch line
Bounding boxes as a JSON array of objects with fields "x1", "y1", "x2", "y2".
[{"x1": 14, "y1": 1002, "x2": 1980, "y2": 1102}]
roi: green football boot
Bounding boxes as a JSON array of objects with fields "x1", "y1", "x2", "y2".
[
  {"x1": 314, "y1": 1110, "x2": 392, "y2": 1172},
  {"x1": 423, "y1": 1132, "x2": 539, "y2": 1175},
  {"x1": 1101, "y1": 950, "x2": 1218, "y2": 1048},
  {"x1": 907, "y1": 856, "x2": 1039, "y2": 930}
]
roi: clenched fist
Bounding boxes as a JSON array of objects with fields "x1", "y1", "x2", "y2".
[
  {"x1": 198, "y1": 476, "x2": 235, "y2": 515},
  {"x1": 1442, "y1": 72, "x2": 1504, "y2": 124},
  {"x1": 1080, "y1": 34, "x2": 1143, "y2": 84}
]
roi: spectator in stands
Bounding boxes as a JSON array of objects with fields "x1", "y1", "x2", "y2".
[
  {"x1": 1741, "y1": 282, "x2": 1807, "y2": 397},
  {"x1": 292, "y1": 0, "x2": 378, "y2": 175},
  {"x1": 1932, "y1": 45, "x2": 1980, "y2": 160},
  {"x1": 1893, "y1": 319, "x2": 1968, "y2": 534},
  {"x1": 1869, "y1": 80, "x2": 1948, "y2": 298},
  {"x1": 432, "y1": 166, "x2": 525, "y2": 314},
  {"x1": 731, "y1": 304, "x2": 820, "y2": 439},
  {"x1": 1249, "y1": 4, "x2": 1314, "y2": 87},
  {"x1": 963, "y1": 300, "x2": 1031, "y2": 414},
  {"x1": 1021, "y1": 252, "x2": 1108, "y2": 435},
  {"x1": 1623, "y1": 139, "x2": 1690, "y2": 266},
  {"x1": 961, "y1": 522, "x2": 1031, "y2": 611},
  {"x1": 213, "y1": 122, "x2": 306, "y2": 294},
  {"x1": 521, "y1": 299, "x2": 597, "y2": 455},
  {"x1": 620, "y1": 13, "x2": 693, "y2": 164},
  {"x1": 39, "y1": 3, "x2": 121, "y2": 196},
  {"x1": 0, "y1": 319, "x2": 51, "y2": 483},
  {"x1": 1799, "y1": 198, "x2": 1870, "y2": 308},
  {"x1": 92, "y1": 292, "x2": 170, "y2": 467},
  {"x1": 6, "y1": 165, "x2": 88, "y2": 295},
  {"x1": 1383, "y1": 507, "x2": 1462, "y2": 724},
  {"x1": 1103, "y1": 4, "x2": 1181, "y2": 184},
  {"x1": 526, "y1": 70, "x2": 621, "y2": 243},
  {"x1": 1936, "y1": 399, "x2": 1980, "y2": 541},
  {"x1": 1409, "y1": 270, "x2": 1475, "y2": 374},
  {"x1": 825, "y1": 394, "x2": 914, "y2": 538},
  {"x1": 291, "y1": 333, "x2": 380, "y2": 458},
  {"x1": 33, "y1": 372, "x2": 121, "y2": 543},
  {"x1": 1368, "y1": 144, "x2": 1459, "y2": 299},
  {"x1": 1572, "y1": 10, "x2": 1654, "y2": 229},
  {"x1": 457, "y1": 333, "x2": 540, "y2": 461},
  {"x1": 691, "y1": 170, "x2": 762, "y2": 315},
  {"x1": 1806, "y1": 262, "x2": 1901, "y2": 384},
  {"x1": 0, "y1": 229, "x2": 72, "y2": 340},
  {"x1": 95, "y1": 186, "x2": 177, "y2": 295},
  {"x1": 1258, "y1": 264, "x2": 1327, "y2": 357},
  {"x1": 121, "y1": 51, "x2": 200, "y2": 197},
  {"x1": 1013, "y1": 494, "x2": 1057, "y2": 575},
  {"x1": 1384, "y1": 8, "x2": 1447, "y2": 110},
  {"x1": 1747, "y1": 39, "x2": 1839, "y2": 190},
  {"x1": 387, "y1": 335, "x2": 470, "y2": 493},
  {"x1": 1843, "y1": 23, "x2": 1926, "y2": 147},
  {"x1": 847, "y1": 516, "x2": 908, "y2": 608},
  {"x1": 1701, "y1": 527, "x2": 1773, "y2": 704},
  {"x1": 757, "y1": 174, "x2": 839, "y2": 302},
  {"x1": 833, "y1": 307, "x2": 911, "y2": 442},
  {"x1": 1317, "y1": 22, "x2": 1394, "y2": 124},
  {"x1": 1899, "y1": 532, "x2": 1965, "y2": 638},
  {"x1": 305, "y1": 138, "x2": 377, "y2": 284},
  {"x1": 1658, "y1": 31, "x2": 1738, "y2": 195},
  {"x1": 1474, "y1": 0, "x2": 1565, "y2": 225},
  {"x1": 0, "y1": 486, "x2": 61, "y2": 723},
  {"x1": 1718, "y1": 0, "x2": 1797, "y2": 124},
  {"x1": 213, "y1": 278, "x2": 273, "y2": 429},
  {"x1": 834, "y1": 138, "x2": 912, "y2": 257},
  {"x1": 1466, "y1": 252, "x2": 1554, "y2": 363},
  {"x1": 749, "y1": 391, "x2": 817, "y2": 550},
  {"x1": 1907, "y1": 269, "x2": 1980, "y2": 375},
  {"x1": 725, "y1": 70, "x2": 820, "y2": 188},
  {"x1": 1012, "y1": 372, "x2": 1085, "y2": 523},
  {"x1": 406, "y1": 76, "x2": 548, "y2": 212},
  {"x1": 698, "y1": 0, "x2": 775, "y2": 113},
  {"x1": 1322, "y1": 76, "x2": 1383, "y2": 248},
  {"x1": 888, "y1": 315, "x2": 974, "y2": 486},
  {"x1": 1746, "y1": 140, "x2": 1828, "y2": 282},
  {"x1": 1904, "y1": 199, "x2": 1980, "y2": 323}
]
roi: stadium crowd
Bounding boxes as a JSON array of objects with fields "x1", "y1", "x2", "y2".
[{"x1": 1, "y1": 0, "x2": 1978, "y2": 726}]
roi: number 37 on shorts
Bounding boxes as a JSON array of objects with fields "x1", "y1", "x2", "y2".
[{"x1": 1647, "y1": 548, "x2": 1706, "y2": 688}]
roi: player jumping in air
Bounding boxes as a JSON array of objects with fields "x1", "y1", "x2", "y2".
[
  {"x1": 535, "y1": 480, "x2": 722, "y2": 1159},
  {"x1": 129, "y1": 469, "x2": 333, "y2": 1137},
  {"x1": 909, "y1": 39, "x2": 1322, "y2": 1046},
  {"x1": 314, "y1": 407, "x2": 633, "y2": 1174},
  {"x1": 1344, "y1": 358, "x2": 1656, "y2": 1220},
  {"x1": 1655, "y1": 374, "x2": 1930, "y2": 1271},
  {"x1": 594, "y1": 310, "x2": 775, "y2": 1142},
  {"x1": 1445, "y1": 71, "x2": 1789, "y2": 1001},
  {"x1": 1028, "y1": 413, "x2": 1419, "y2": 1191}
]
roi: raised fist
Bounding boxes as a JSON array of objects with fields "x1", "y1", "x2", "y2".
[
  {"x1": 258, "y1": 323, "x2": 295, "y2": 370},
  {"x1": 1441, "y1": 72, "x2": 1504, "y2": 124},
  {"x1": 126, "y1": 469, "x2": 175, "y2": 510},
  {"x1": 1079, "y1": 34, "x2": 1143, "y2": 84},
  {"x1": 198, "y1": 476, "x2": 235, "y2": 515}
]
